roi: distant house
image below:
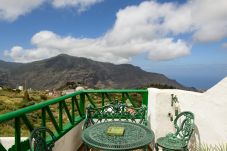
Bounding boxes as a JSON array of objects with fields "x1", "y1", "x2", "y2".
[
  {"x1": 48, "y1": 90, "x2": 60, "y2": 97},
  {"x1": 0, "y1": 87, "x2": 2, "y2": 90},
  {"x1": 28, "y1": 88, "x2": 33, "y2": 92},
  {"x1": 75, "y1": 86, "x2": 85, "y2": 91},
  {"x1": 18, "y1": 86, "x2": 23, "y2": 91},
  {"x1": 48, "y1": 92, "x2": 53, "y2": 96},
  {"x1": 62, "y1": 89, "x2": 75, "y2": 95}
]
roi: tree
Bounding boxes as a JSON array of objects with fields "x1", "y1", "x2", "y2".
[{"x1": 23, "y1": 90, "x2": 30, "y2": 101}]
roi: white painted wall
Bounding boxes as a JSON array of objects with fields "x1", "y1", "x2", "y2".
[
  {"x1": 0, "y1": 122, "x2": 83, "y2": 151},
  {"x1": 147, "y1": 77, "x2": 227, "y2": 147},
  {"x1": 0, "y1": 137, "x2": 27, "y2": 150},
  {"x1": 53, "y1": 121, "x2": 83, "y2": 151}
]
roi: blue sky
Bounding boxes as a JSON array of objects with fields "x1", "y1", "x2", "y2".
[{"x1": 0, "y1": 0, "x2": 227, "y2": 89}]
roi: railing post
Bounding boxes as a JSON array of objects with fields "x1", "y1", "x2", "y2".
[
  {"x1": 121, "y1": 93, "x2": 126, "y2": 112},
  {"x1": 142, "y1": 91, "x2": 148, "y2": 106},
  {"x1": 74, "y1": 96, "x2": 83, "y2": 117},
  {"x1": 42, "y1": 108, "x2": 46, "y2": 127},
  {"x1": 122, "y1": 92, "x2": 126, "y2": 104},
  {"x1": 79, "y1": 93, "x2": 85, "y2": 117},
  {"x1": 46, "y1": 106, "x2": 61, "y2": 133},
  {"x1": 21, "y1": 115, "x2": 34, "y2": 132},
  {"x1": 62, "y1": 101, "x2": 73, "y2": 124},
  {"x1": 105, "y1": 93, "x2": 112, "y2": 103},
  {"x1": 101, "y1": 93, "x2": 105, "y2": 110},
  {"x1": 72, "y1": 96, "x2": 75, "y2": 122},
  {"x1": 15, "y1": 117, "x2": 21, "y2": 151},
  {"x1": 85, "y1": 93, "x2": 97, "y2": 109},
  {"x1": 125, "y1": 93, "x2": 137, "y2": 108},
  {"x1": 41, "y1": 108, "x2": 46, "y2": 139},
  {"x1": 59, "y1": 102, "x2": 63, "y2": 131}
]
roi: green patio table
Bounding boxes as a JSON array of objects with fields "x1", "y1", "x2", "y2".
[{"x1": 82, "y1": 121, "x2": 155, "y2": 151}]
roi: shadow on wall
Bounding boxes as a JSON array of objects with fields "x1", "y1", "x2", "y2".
[
  {"x1": 189, "y1": 124, "x2": 201, "y2": 150},
  {"x1": 147, "y1": 114, "x2": 155, "y2": 150}
]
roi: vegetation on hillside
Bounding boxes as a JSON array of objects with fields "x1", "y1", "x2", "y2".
[
  {"x1": 0, "y1": 88, "x2": 55, "y2": 136},
  {"x1": 0, "y1": 88, "x2": 52, "y2": 114},
  {"x1": 141, "y1": 83, "x2": 176, "y2": 89}
]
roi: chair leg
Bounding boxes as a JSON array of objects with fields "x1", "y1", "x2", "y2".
[{"x1": 155, "y1": 143, "x2": 159, "y2": 151}]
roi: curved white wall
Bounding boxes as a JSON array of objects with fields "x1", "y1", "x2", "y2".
[{"x1": 147, "y1": 77, "x2": 227, "y2": 146}]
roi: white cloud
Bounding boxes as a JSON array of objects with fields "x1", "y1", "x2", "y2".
[
  {"x1": 51, "y1": 0, "x2": 103, "y2": 12},
  {"x1": 4, "y1": 29, "x2": 190, "y2": 63},
  {"x1": 0, "y1": 0, "x2": 103, "y2": 21},
  {"x1": 4, "y1": 0, "x2": 227, "y2": 63},
  {"x1": 0, "y1": 0, "x2": 44, "y2": 21},
  {"x1": 147, "y1": 39, "x2": 190, "y2": 61},
  {"x1": 191, "y1": 0, "x2": 227, "y2": 42}
]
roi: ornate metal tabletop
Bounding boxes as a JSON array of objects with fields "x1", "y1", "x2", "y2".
[{"x1": 82, "y1": 121, "x2": 155, "y2": 150}]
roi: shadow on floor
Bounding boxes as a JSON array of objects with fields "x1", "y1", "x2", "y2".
[{"x1": 78, "y1": 143, "x2": 153, "y2": 151}]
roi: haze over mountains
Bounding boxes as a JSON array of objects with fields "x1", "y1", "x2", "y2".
[{"x1": 0, "y1": 54, "x2": 193, "y2": 90}]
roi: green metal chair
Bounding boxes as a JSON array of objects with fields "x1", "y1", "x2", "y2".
[
  {"x1": 29, "y1": 127, "x2": 56, "y2": 151},
  {"x1": 155, "y1": 111, "x2": 194, "y2": 151},
  {"x1": 83, "y1": 101, "x2": 147, "y2": 129}
]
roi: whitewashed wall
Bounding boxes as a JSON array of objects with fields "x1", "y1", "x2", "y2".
[
  {"x1": 0, "y1": 137, "x2": 27, "y2": 150},
  {"x1": 147, "y1": 77, "x2": 227, "y2": 147},
  {"x1": 0, "y1": 122, "x2": 83, "y2": 151},
  {"x1": 53, "y1": 121, "x2": 83, "y2": 151}
]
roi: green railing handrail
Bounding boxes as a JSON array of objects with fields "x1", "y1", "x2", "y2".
[
  {"x1": 0, "y1": 91, "x2": 83, "y2": 122},
  {"x1": 0, "y1": 89, "x2": 148, "y2": 151},
  {"x1": 0, "y1": 89, "x2": 147, "y2": 122},
  {"x1": 83, "y1": 89, "x2": 147, "y2": 93}
]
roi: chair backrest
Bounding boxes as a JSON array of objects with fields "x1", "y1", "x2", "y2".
[
  {"x1": 174, "y1": 111, "x2": 195, "y2": 142},
  {"x1": 83, "y1": 102, "x2": 147, "y2": 129},
  {"x1": 29, "y1": 127, "x2": 56, "y2": 151}
]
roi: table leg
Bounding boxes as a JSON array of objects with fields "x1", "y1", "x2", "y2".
[
  {"x1": 84, "y1": 144, "x2": 89, "y2": 151},
  {"x1": 143, "y1": 146, "x2": 148, "y2": 151}
]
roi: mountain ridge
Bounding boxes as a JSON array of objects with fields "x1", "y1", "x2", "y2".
[{"x1": 0, "y1": 54, "x2": 194, "y2": 90}]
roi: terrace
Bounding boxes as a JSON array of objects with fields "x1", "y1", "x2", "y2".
[
  {"x1": 1, "y1": 77, "x2": 227, "y2": 151},
  {"x1": 0, "y1": 89, "x2": 150, "y2": 151}
]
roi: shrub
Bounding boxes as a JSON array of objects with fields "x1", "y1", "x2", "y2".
[
  {"x1": 23, "y1": 90, "x2": 30, "y2": 101},
  {"x1": 40, "y1": 94, "x2": 47, "y2": 100},
  {"x1": 15, "y1": 89, "x2": 21, "y2": 93},
  {"x1": 196, "y1": 143, "x2": 227, "y2": 151}
]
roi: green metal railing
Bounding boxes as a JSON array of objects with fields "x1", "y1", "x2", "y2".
[{"x1": 0, "y1": 89, "x2": 148, "y2": 151}]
